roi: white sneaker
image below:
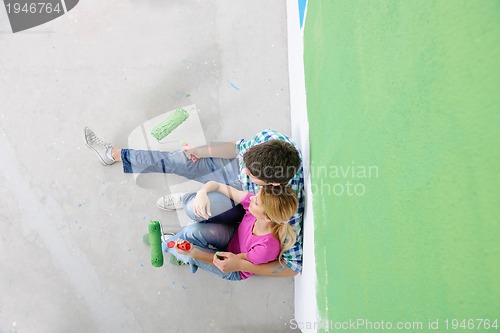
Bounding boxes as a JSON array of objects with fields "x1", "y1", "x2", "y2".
[
  {"x1": 156, "y1": 193, "x2": 186, "y2": 211},
  {"x1": 83, "y1": 127, "x2": 115, "y2": 166}
]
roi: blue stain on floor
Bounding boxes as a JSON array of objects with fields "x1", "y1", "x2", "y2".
[{"x1": 226, "y1": 79, "x2": 240, "y2": 91}]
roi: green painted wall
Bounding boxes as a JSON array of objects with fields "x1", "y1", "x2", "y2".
[{"x1": 305, "y1": 1, "x2": 499, "y2": 331}]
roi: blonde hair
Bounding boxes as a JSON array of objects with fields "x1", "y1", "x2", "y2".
[{"x1": 259, "y1": 185, "x2": 298, "y2": 265}]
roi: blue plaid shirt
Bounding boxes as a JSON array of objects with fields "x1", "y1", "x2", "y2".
[{"x1": 236, "y1": 129, "x2": 304, "y2": 273}]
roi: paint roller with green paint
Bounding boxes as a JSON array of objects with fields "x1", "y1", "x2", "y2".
[
  {"x1": 150, "y1": 108, "x2": 189, "y2": 141},
  {"x1": 148, "y1": 220, "x2": 164, "y2": 267}
]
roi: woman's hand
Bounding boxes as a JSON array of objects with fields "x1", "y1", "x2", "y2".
[
  {"x1": 213, "y1": 251, "x2": 242, "y2": 273},
  {"x1": 174, "y1": 239, "x2": 193, "y2": 256},
  {"x1": 192, "y1": 190, "x2": 212, "y2": 219}
]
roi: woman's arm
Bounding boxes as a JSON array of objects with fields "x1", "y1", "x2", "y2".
[
  {"x1": 179, "y1": 240, "x2": 298, "y2": 277},
  {"x1": 193, "y1": 181, "x2": 248, "y2": 219},
  {"x1": 176, "y1": 240, "x2": 246, "y2": 267},
  {"x1": 174, "y1": 239, "x2": 215, "y2": 264},
  {"x1": 213, "y1": 252, "x2": 299, "y2": 278},
  {"x1": 189, "y1": 247, "x2": 217, "y2": 264}
]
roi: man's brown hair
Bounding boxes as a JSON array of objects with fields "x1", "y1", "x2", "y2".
[{"x1": 243, "y1": 140, "x2": 300, "y2": 183}]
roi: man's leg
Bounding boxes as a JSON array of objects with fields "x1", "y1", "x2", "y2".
[
  {"x1": 84, "y1": 127, "x2": 241, "y2": 185},
  {"x1": 84, "y1": 127, "x2": 244, "y2": 219},
  {"x1": 121, "y1": 149, "x2": 240, "y2": 183}
]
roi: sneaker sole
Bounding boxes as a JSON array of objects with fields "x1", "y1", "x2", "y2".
[
  {"x1": 161, "y1": 232, "x2": 176, "y2": 243},
  {"x1": 83, "y1": 128, "x2": 112, "y2": 166}
]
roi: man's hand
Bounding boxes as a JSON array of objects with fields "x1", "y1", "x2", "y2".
[
  {"x1": 182, "y1": 143, "x2": 200, "y2": 162},
  {"x1": 212, "y1": 251, "x2": 241, "y2": 273},
  {"x1": 182, "y1": 142, "x2": 238, "y2": 159}
]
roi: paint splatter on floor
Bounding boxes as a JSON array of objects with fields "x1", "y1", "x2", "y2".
[{"x1": 226, "y1": 79, "x2": 240, "y2": 91}]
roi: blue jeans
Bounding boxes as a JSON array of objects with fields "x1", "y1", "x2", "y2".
[
  {"x1": 164, "y1": 192, "x2": 245, "y2": 281},
  {"x1": 162, "y1": 222, "x2": 242, "y2": 281},
  {"x1": 121, "y1": 149, "x2": 242, "y2": 189},
  {"x1": 123, "y1": 149, "x2": 246, "y2": 280},
  {"x1": 121, "y1": 149, "x2": 244, "y2": 218}
]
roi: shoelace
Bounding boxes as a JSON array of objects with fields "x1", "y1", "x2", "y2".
[
  {"x1": 88, "y1": 132, "x2": 111, "y2": 148},
  {"x1": 163, "y1": 194, "x2": 183, "y2": 207}
]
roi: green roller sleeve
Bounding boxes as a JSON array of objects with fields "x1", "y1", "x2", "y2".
[
  {"x1": 148, "y1": 220, "x2": 163, "y2": 267},
  {"x1": 150, "y1": 108, "x2": 189, "y2": 141}
]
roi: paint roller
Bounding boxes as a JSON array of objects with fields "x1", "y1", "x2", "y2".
[
  {"x1": 148, "y1": 220, "x2": 164, "y2": 267},
  {"x1": 150, "y1": 108, "x2": 189, "y2": 142},
  {"x1": 148, "y1": 220, "x2": 192, "y2": 268}
]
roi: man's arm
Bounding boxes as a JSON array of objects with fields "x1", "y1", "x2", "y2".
[
  {"x1": 213, "y1": 252, "x2": 299, "y2": 278},
  {"x1": 186, "y1": 142, "x2": 238, "y2": 159}
]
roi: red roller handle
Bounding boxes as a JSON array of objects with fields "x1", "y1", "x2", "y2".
[{"x1": 167, "y1": 241, "x2": 191, "y2": 251}]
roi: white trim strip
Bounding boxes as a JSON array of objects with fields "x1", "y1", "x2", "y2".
[{"x1": 287, "y1": 1, "x2": 319, "y2": 332}]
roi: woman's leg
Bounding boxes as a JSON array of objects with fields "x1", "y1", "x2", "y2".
[
  {"x1": 163, "y1": 223, "x2": 241, "y2": 281},
  {"x1": 163, "y1": 222, "x2": 235, "y2": 254},
  {"x1": 181, "y1": 192, "x2": 246, "y2": 224}
]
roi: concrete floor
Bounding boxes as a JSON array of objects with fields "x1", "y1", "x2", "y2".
[{"x1": 0, "y1": 1, "x2": 296, "y2": 332}]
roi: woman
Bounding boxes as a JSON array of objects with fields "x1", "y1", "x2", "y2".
[{"x1": 163, "y1": 180, "x2": 298, "y2": 281}]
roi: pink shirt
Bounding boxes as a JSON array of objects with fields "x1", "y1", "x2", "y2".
[{"x1": 226, "y1": 193, "x2": 281, "y2": 280}]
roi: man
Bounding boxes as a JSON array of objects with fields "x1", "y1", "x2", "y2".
[{"x1": 84, "y1": 127, "x2": 304, "y2": 277}]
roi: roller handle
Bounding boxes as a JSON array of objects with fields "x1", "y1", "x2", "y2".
[{"x1": 167, "y1": 241, "x2": 191, "y2": 251}]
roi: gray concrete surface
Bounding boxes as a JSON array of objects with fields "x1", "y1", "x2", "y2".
[{"x1": 0, "y1": 1, "x2": 296, "y2": 332}]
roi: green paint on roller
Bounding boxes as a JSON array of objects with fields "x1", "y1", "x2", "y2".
[
  {"x1": 151, "y1": 108, "x2": 189, "y2": 141},
  {"x1": 148, "y1": 220, "x2": 163, "y2": 267}
]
